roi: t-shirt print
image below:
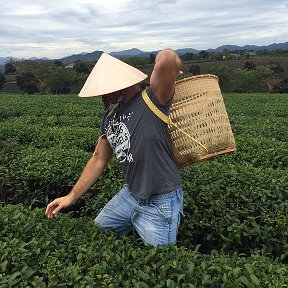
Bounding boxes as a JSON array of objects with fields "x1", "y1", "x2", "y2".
[{"x1": 106, "y1": 113, "x2": 134, "y2": 163}]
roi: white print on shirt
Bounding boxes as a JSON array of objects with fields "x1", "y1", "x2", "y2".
[
  {"x1": 106, "y1": 111, "x2": 133, "y2": 129},
  {"x1": 106, "y1": 122, "x2": 133, "y2": 163}
]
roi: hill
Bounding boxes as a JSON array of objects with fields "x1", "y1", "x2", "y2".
[
  {"x1": 59, "y1": 50, "x2": 103, "y2": 64},
  {"x1": 1, "y1": 42, "x2": 287, "y2": 68},
  {"x1": 210, "y1": 42, "x2": 288, "y2": 52},
  {"x1": 57, "y1": 42, "x2": 288, "y2": 64}
]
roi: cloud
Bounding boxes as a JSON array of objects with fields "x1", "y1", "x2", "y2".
[{"x1": 0, "y1": 0, "x2": 287, "y2": 58}]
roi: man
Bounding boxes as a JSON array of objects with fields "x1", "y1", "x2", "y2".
[{"x1": 45, "y1": 49, "x2": 183, "y2": 246}]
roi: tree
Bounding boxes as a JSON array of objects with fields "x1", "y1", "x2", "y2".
[
  {"x1": 233, "y1": 65, "x2": 274, "y2": 93},
  {"x1": 15, "y1": 59, "x2": 88, "y2": 94},
  {"x1": 222, "y1": 49, "x2": 231, "y2": 60},
  {"x1": 0, "y1": 71, "x2": 6, "y2": 89},
  {"x1": 268, "y1": 62, "x2": 284, "y2": 75},
  {"x1": 73, "y1": 61, "x2": 90, "y2": 74},
  {"x1": 149, "y1": 53, "x2": 156, "y2": 64},
  {"x1": 16, "y1": 71, "x2": 40, "y2": 94},
  {"x1": 208, "y1": 51, "x2": 221, "y2": 61},
  {"x1": 189, "y1": 65, "x2": 201, "y2": 75},
  {"x1": 180, "y1": 52, "x2": 194, "y2": 61},
  {"x1": 122, "y1": 57, "x2": 149, "y2": 67},
  {"x1": 54, "y1": 60, "x2": 63, "y2": 67},
  {"x1": 244, "y1": 61, "x2": 256, "y2": 70},
  {"x1": 44, "y1": 67, "x2": 80, "y2": 94},
  {"x1": 5, "y1": 62, "x2": 16, "y2": 74},
  {"x1": 198, "y1": 50, "x2": 209, "y2": 59},
  {"x1": 209, "y1": 64, "x2": 232, "y2": 92},
  {"x1": 270, "y1": 78, "x2": 288, "y2": 93}
]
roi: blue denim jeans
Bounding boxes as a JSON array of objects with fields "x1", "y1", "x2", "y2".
[{"x1": 94, "y1": 184, "x2": 184, "y2": 247}]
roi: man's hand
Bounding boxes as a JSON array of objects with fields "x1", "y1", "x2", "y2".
[
  {"x1": 44, "y1": 138, "x2": 113, "y2": 219},
  {"x1": 45, "y1": 195, "x2": 75, "y2": 219}
]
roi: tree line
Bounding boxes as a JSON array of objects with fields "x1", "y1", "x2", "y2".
[
  {"x1": 0, "y1": 59, "x2": 93, "y2": 94},
  {"x1": 1, "y1": 49, "x2": 288, "y2": 94}
]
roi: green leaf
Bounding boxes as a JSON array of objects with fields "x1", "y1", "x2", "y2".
[
  {"x1": 244, "y1": 264, "x2": 254, "y2": 274},
  {"x1": 138, "y1": 270, "x2": 150, "y2": 281},
  {"x1": 233, "y1": 267, "x2": 241, "y2": 277},
  {"x1": 132, "y1": 250, "x2": 137, "y2": 259},
  {"x1": 250, "y1": 274, "x2": 260, "y2": 286},
  {"x1": 1, "y1": 260, "x2": 8, "y2": 273},
  {"x1": 166, "y1": 279, "x2": 175, "y2": 288},
  {"x1": 177, "y1": 274, "x2": 186, "y2": 282},
  {"x1": 239, "y1": 276, "x2": 255, "y2": 288},
  {"x1": 187, "y1": 262, "x2": 195, "y2": 275}
]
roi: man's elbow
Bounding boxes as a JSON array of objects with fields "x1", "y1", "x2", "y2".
[{"x1": 155, "y1": 49, "x2": 182, "y2": 71}]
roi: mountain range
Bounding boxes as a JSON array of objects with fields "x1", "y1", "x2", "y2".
[{"x1": 1, "y1": 42, "x2": 287, "y2": 66}]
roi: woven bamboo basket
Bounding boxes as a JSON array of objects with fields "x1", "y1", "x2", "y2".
[{"x1": 169, "y1": 74, "x2": 236, "y2": 168}]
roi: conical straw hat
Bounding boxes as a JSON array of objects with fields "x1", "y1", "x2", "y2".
[{"x1": 79, "y1": 52, "x2": 148, "y2": 97}]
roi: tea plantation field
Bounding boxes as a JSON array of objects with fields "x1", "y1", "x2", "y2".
[{"x1": 0, "y1": 92, "x2": 287, "y2": 287}]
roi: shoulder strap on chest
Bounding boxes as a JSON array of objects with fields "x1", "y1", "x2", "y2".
[
  {"x1": 141, "y1": 89, "x2": 208, "y2": 152},
  {"x1": 141, "y1": 89, "x2": 172, "y2": 124}
]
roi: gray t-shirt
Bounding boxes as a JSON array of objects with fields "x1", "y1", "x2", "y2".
[{"x1": 99, "y1": 86, "x2": 182, "y2": 199}]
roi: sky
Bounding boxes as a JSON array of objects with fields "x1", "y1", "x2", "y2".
[{"x1": 1, "y1": 0, "x2": 287, "y2": 59}]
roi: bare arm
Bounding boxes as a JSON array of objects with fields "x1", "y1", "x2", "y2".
[
  {"x1": 45, "y1": 137, "x2": 113, "y2": 218},
  {"x1": 150, "y1": 49, "x2": 182, "y2": 105}
]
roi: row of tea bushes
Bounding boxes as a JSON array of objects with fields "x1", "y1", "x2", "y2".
[
  {"x1": 1, "y1": 146, "x2": 124, "y2": 213},
  {"x1": 219, "y1": 134, "x2": 288, "y2": 169},
  {"x1": 1, "y1": 145, "x2": 91, "y2": 205},
  {"x1": 179, "y1": 161, "x2": 288, "y2": 258},
  {"x1": 0, "y1": 93, "x2": 103, "y2": 208},
  {"x1": 0, "y1": 93, "x2": 104, "y2": 121},
  {"x1": 0, "y1": 119, "x2": 98, "y2": 151},
  {"x1": 1, "y1": 140, "x2": 287, "y2": 260},
  {"x1": 1, "y1": 92, "x2": 288, "y2": 286},
  {"x1": 1, "y1": 204, "x2": 287, "y2": 288},
  {"x1": 224, "y1": 93, "x2": 288, "y2": 144},
  {"x1": 1, "y1": 116, "x2": 287, "y2": 202}
]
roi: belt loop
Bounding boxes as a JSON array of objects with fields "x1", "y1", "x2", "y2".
[
  {"x1": 137, "y1": 198, "x2": 149, "y2": 205},
  {"x1": 176, "y1": 187, "x2": 182, "y2": 199},
  {"x1": 147, "y1": 197, "x2": 152, "y2": 205}
]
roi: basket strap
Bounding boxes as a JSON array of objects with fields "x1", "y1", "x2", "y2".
[{"x1": 141, "y1": 90, "x2": 208, "y2": 152}]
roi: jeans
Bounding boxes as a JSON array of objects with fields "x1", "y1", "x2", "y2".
[{"x1": 94, "y1": 184, "x2": 184, "y2": 247}]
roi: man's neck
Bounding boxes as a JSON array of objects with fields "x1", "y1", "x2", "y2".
[{"x1": 120, "y1": 85, "x2": 140, "y2": 104}]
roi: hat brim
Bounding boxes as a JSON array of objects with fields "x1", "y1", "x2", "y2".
[{"x1": 79, "y1": 53, "x2": 148, "y2": 98}]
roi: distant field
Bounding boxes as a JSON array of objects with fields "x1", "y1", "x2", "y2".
[
  {"x1": 5, "y1": 74, "x2": 16, "y2": 81},
  {"x1": 140, "y1": 56, "x2": 288, "y2": 78},
  {"x1": 1, "y1": 82, "x2": 21, "y2": 93},
  {"x1": 1, "y1": 74, "x2": 21, "y2": 93},
  {"x1": 1, "y1": 56, "x2": 287, "y2": 95}
]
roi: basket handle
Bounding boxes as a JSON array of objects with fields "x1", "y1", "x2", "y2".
[{"x1": 141, "y1": 90, "x2": 208, "y2": 152}]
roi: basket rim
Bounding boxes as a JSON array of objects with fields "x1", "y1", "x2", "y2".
[{"x1": 176, "y1": 74, "x2": 219, "y2": 85}]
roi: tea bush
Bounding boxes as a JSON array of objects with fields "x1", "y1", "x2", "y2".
[
  {"x1": 179, "y1": 161, "x2": 288, "y2": 258},
  {"x1": 0, "y1": 119, "x2": 98, "y2": 151},
  {"x1": 0, "y1": 92, "x2": 288, "y2": 286},
  {"x1": 0, "y1": 93, "x2": 103, "y2": 121},
  {"x1": 1, "y1": 146, "x2": 90, "y2": 204},
  {"x1": 1, "y1": 204, "x2": 288, "y2": 287},
  {"x1": 221, "y1": 134, "x2": 288, "y2": 169}
]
